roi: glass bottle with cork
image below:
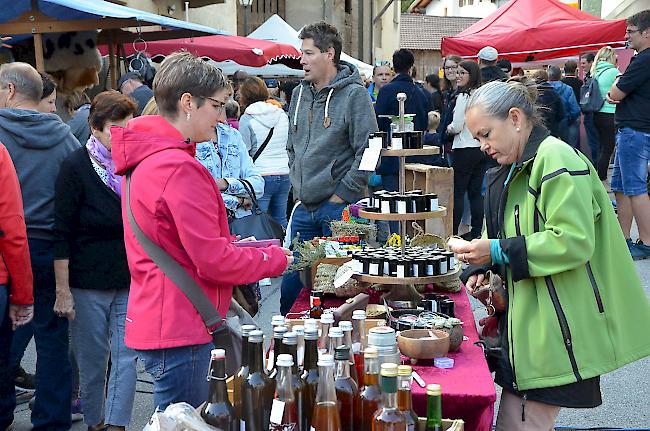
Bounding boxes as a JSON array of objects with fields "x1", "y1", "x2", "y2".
[
  {"x1": 311, "y1": 354, "x2": 341, "y2": 431},
  {"x1": 334, "y1": 345, "x2": 360, "y2": 431},
  {"x1": 352, "y1": 310, "x2": 367, "y2": 387},
  {"x1": 301, "y1": 327, "x2": 320, "y2": 431},
  {"x1": 201, "y1": 349, "x2": 237, "y2": 431},
  {"x1": 339, "y1": 320, "x2": 359, "y2": 385},
  {"x1": 234, "y1": 324, "x2": 257, "y2": 422},
  {"x1": 282, "y1": 332, "x2": 307, "y2": 431},
  {"x1": 359, "y1": 347, "x2": 382, "y2": 431},
  {"x1": 241, "y1": 330, "x2": 274, "y2": 431},
  {"x1": 424, "y1": 384, "x2": 442, "y2": 431},
  {"x1": 397, "y1": 365, "x2": 418, "y2": 431},
  {"x1": 373, "y1": 363, "x2": 407, "y2": 431},
  {"x1": 270, "y1": 354, "x2": 300, "y2": 431}
]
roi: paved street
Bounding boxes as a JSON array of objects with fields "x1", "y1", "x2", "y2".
[{"x1": 12, "y1": 253, "x2": 650, "y2": 430}]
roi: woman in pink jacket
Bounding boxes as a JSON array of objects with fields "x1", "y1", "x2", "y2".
[{"x1": 111, "y1": 52, "x2": 292, "y2": 410}]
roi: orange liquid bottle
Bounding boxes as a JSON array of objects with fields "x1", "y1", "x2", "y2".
[
  {"x1": 372, "y1": 363, "x2": 407, "y2": 431},
  {"x1": 334, "y1": 346, "x2": 360, "y2": 431},
  {"x1": 270, "y1": 354, "x2": 300, "y2": 431},
  {"x1": 360, "y1": 347, "x2": 382, "y2": 431},
  {"x1": 311, "y1": 354, "x2": 341, "y2": 431},
  {"x1": 397, "y1": 366, "x2": 418, "y2": 431}
]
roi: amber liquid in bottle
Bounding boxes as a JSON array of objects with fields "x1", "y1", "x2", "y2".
[
  {"x1": 201, "y1": 349, "x2": 237, "y2": 431},
  {"x1": 372, "y1": 364, "x2": 407, "y2": 431},
  {"x1": 283, "y1": 334, "x2": 307, "y2": 431},
  {"x1": 340, "y1": 322, "x2": 359, "y2": 385},
  {"x1": 397, "y1": 366, "x2": 418, "y2": 431},
  {"x1": 311, "y1": 354, "x2": 341, "y2": 431},
  {"x1": 234, "y1": 325, "x2": 256, "y2": 422},
  {"x1": 334, "y1": 346, "x2": 360, "y2": 431},
  {"x1": 241, "y1": 330, "x2": 274, "y2": 431},
  {"x1": 352, "y1": 311, "x2": 367, "y2": 387},
  {"x1": 301, "y1": 329, "x2": 320, "y2": 431},
  {"x1": 360, "y1": 348, "x2": 382, "y2": 431},
  {"x1": 270, "y1": 354, "x2": 300, "y2": 431}
]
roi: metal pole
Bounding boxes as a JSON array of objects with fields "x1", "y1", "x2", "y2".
[
  {"x1": 185, "y1": 2, "x2": 189, "y2": 21},
  {"x1": 396, "y1": 92, "x2": 407, "y2": 257},
  {"x1": 243, "y1": 6, "x2": 249, "y2": 36}
]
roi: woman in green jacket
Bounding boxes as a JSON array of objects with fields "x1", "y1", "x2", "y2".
[
  {"x1": 591, "y1": 46, "x2": 620, "y2": 185},
  {"x1": 450, "y1": 80, "x2": 650, "y2": 430}
]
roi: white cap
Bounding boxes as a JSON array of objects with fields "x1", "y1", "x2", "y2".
[
  {"x1": 210, "y1": 349, "x2": 226, "y2": 359},
  {"x1": 321, "y1": 313, "x2": 334, "y2": 324},
  {"x1": 352, "y1": 310, "x2": 366, "y2": 320},
  {"x1": 271, "y1": 315, "x2": 286, "y2": 326},
  {"x1": 304, "y1": 319, "x2": 318, "y2": 330},
  {"x1": 329, "y1": 327, "x2": 343, "y2": 337},
  {"x1": 318, "y1": 354, "x2": 335, "y2": 367},
  {"x1": 276, "y1": 354, "x2": 294, "y2": 368},
  {"x1": 477, "y1": 46, "x2": 498, "y2": 61},
  {"x1": 293, "y1": 325, "x2": 305, "y2": 336},
  {"x1": 339, "y1": 320, "x2": 353, "y2": 332}
]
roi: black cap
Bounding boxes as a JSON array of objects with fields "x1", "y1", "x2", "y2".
[{"x1": 334, "y1": 345, "x2": 350, "y2": 361}]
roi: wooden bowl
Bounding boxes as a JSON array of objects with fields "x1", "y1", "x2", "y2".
[{"x1": 397, "y1": 329, "x2": 450, "y2": 360}]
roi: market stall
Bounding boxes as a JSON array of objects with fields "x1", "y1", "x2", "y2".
[{"x1": 441, "y1": 0, "x2": 626, "y2": 62}]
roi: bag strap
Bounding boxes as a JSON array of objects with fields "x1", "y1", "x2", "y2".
[
  {"x1": 252, "y1": 127, "x2": 274, "y2": 163},
  {"x1": 125, "y1": 171, "x2": 225, "y2": 334},
  {"x1": 239, "y1": 178, "x2": 263, "y2": 214}
]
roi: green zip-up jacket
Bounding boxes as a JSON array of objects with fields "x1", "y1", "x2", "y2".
[{"x1": 472, "y1": 126, "x2": 650, "y2": 392}]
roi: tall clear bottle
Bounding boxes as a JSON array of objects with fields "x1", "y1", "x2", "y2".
[
  {"x1": 270, "y1": 354, "x2": 300, "y2": 431},
  {"x1": 234, "y1": 324, "x2": 257, "y2": 422},
  {"x1": 334, "y1": 346, "x2": 360, "y2": 431},
  {"x1": 339, "y1": 320, "x2": 359, "y2": 385},
  {"x1": 352, "y1": 310, "x2": 367, "y2": 387},
  {"x1": 311, "y1": 354, "x2": 341, "y2": 431},
  {"x1": 327, "y1": 326, "x2": 344, "y2": 357},
  {"x1": 359, "y1": 347, "x2": 382, "y2": 431},
  {"x1": 293, "y1": 325, "x2": 305, "y2": 367},
  {"x1": 396, "y1": 365, "x2": 418, "y2": 431},
  {"x1": 424, "y1": 384, "x2": 442, "y2": 431},
  {"x1": 241, "y1": 330, "x2": 274, "y2": 431},
  {"x1": 372, "y1": 363, "x2": 407, "y2": 431},
  {"x1": 301, "y1": 327, "x2": 320, "y2": 431},
  {"x1": 201, "y1": 349, "x2": 237, "y2": 431},
  {"x1": 283, "y1": 332, "x2": 307, "y2": 431},
  {"x1": 319, "y1": 313, "x2": 334, "y2": 354}
]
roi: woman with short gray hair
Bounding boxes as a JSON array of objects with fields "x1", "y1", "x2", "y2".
[{"x1": 449, "y1": 80, "x2": 650, "y2": 430}]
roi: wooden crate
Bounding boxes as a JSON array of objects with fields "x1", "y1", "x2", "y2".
[{"x1": 405, "y1": 164, "x2": 454, "y2": 238}]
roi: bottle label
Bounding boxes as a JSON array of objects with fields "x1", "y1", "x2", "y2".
[
  {"x1": 352, "y1": 342, "x2": 361, "y2": 354},
  {"x1": 240, "y1": 421, "x2": 246, "y2": 431},
  {"x1": 270, "y1": 424, "x2": 297, "y2": 431},
  {"x1": 270, "y1": 399, "x2": 285, "y2": 425}
]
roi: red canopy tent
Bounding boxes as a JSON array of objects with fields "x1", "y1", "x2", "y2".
[
  {"x1": 99, "y1": 34, "x2": 301, "y2": 68},
  {"x1": 441, "y1": 0, "x2": 626, "y2": 62}
]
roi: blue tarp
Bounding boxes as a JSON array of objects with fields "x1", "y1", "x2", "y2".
[{"x1": 2, "y1": 0, "x2": 227, "y2": 36}]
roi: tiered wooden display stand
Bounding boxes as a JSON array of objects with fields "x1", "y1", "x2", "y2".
[{"x1": 353, "y1": 93, "x2": 460, "y2": 301}]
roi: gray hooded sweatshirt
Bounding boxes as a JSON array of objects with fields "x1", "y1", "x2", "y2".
[
  {"x1": 287, "y1": 61, "x2": 378, "y2": 210},
  {"x1": 0, "y1": 109, "x2": 80, "y2": 240}
]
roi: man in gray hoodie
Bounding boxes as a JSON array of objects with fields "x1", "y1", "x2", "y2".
[
  {"x1": 281, "y1": 22, "x2": 377, "y2": 313},
  {"x1": 0, "y1": 62, "x2": 79, "y2": 431}
]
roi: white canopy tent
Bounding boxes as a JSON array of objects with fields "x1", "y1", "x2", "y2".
[
  {"x1": 249, "y1": 14, "x2": 374, "y2": 79},
  {"x1": 207, "y1": 59, "x2": 304, "y2": 78}
]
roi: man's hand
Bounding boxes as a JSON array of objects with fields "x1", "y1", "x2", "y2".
[
  {"x1": 9, "y1": 304, "x2": 33, "y2": 330},
  {"x1": 605, "y1": 92, "x2": 620, "y2": 105},
  {"x1": 214, "y1": 178, "x2": 229, "y2": 192},
  {"x1": 328, "y1": 194, "x2": 345, "y2": 204},
  {"x1": 465, "y1": 273, "x2": 486, "y2": 295},
  {"x1": 54, "y1": 288, "x2": 75, "y2": 320},
  {"x1": 450, "y1": 238, "x2": 492, "y2": 266}
]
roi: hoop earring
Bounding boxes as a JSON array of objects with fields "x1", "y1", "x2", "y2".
[{"x1": 186, "y1": 112, "x2": 191, "y2": 121}]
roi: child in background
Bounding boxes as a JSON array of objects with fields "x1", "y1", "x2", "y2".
[
  {"x1": 225, "y1": 99, "x2": 240, "y2": 129},
  {"x1": 424, "y1": 110, "x2": 440, "y2": 147}
]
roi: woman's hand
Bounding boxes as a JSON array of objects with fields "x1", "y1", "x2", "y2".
[
  {"x1": 465, "y1": 272, "x2": 486, "y2": 295},
  {"x1": 450, "y1": 238, "x2": 492, "y2": 266},
  {"x1": 9, "y1": 304, "x2": 33, "y2": 330},
  {"x1": 281, "y1": 247, "x2": 295, "y2": 268},
  {"x1": 54, "y1": 287, "x2": 75, "y2": 320}
]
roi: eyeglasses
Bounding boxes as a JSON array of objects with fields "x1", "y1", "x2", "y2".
[
  {"x1": 626, "y1": 28, "x2": 641, "y2": 35},
  {"x1": 197, "y1": 95, "x2": 226, "y2": 112},
  {"x1": 444, "y1": 66, "x2": 458, "y2": 70},
  {"x1": 457, "y1": 70, "x2": 469, "y2": 76}
]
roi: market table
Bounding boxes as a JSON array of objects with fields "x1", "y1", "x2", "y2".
[{"x1": 288, "y1": 286, "x2": 497, "y2": 431}]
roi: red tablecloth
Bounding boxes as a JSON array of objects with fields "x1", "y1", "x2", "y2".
[{"x1": 289, "y1": 287, "x2": 497, "y2": 431}]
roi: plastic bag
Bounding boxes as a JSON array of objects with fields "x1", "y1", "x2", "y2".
[{"x1": 143, "y1": 403, "x2": 217, "y2": 431}]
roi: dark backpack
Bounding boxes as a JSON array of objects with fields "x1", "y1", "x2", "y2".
[{"x1": 579, "y1": 77, "x2": 604, "y2": 113}]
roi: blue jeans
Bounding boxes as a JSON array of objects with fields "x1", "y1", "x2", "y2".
[
  {"x1": 584, "y1": 112, "x2": 600, "y2": 163},
  {"x1": 9, "y1": 320, "x2": 32, "y2": 371},
  {"x1": 257, "y1": 175, "x2": 291, "y2": 229},
  {"x1": 29, "y1": 239, "x2": 72, "y2": 431},
  {"x1": 566, "y1": 118, "x2": 580, "y2": 148},
  {"x1": 611, "y1": 127, "x2": 650, "y2": 196},
  {"x1": 137, "y1": 343, "x2": 213, "y2": 411},
  {"x1": 280, "y1": 200, "x2": 347, "y2": 315},
  {"x1": 0, "y1": 284, "x2": 15, "y2": 431},
  {"x1": 71, "y1": 288, "x2": 137, "y2": 427}
]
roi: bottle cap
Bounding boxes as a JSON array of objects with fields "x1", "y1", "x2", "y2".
[
  {"x1": 318, "y1": 354, "x2": 335, "y2": 367},
  {"x1": 210, "y1": 349, "x2": 226, "y2": 360},
  {"x1": 241, "y1": 324, "x2": 257, "y2": 337},
  {"x1": 293, "y1": 325, "x2": 304, "y2": 336},
  {"x1": 248, "y1": 330, "x2": 264, "y2": 343},
  {"x1": 312, "y1": 297, "x2": 322, "y2": 307},
  {"x1": 364, "y1": 346, "x2": 379, "y2": 359},
  {"x1": 276, "y1": 354, "x2": 294, "y2": 368},
  {"x1": 304, "y1": 327, "x2": 319, "y2": 340},
  {"x1": 321, "y1": 313, "x2": 334, "y2": 324},
  {"x1": 282, "y1": 331, "x2": 298, "y2": 345},
  {"x1": 304, "y1": 318, "x2": 318, "y2": 330},
  {"x1": 427, "y1": 384, "x2": 442, "y2": 396},
  {"x1": 271, "y1": 315, "x2": 286, "y2": 326},
  {"x1": 273, "y1": 326, "x2": 289, "y2": 337},
  {"x1": 380, "y1": 363, "x2": 399, "y2": 377},
  {"x1": 328, "y1": 327, "x2": 343, "y2": 338},
  {"x1": 397, "y1": 365, "x2": 412, "y2": 376},
  {"x1": 334, "y1": 345, "x2": 350, "y2": 360},
  {"x1": 339, "y1": 320, "x2": 353, "y2": 331}
]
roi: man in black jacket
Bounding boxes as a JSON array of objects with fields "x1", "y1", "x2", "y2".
[{"x1": 478, "y1": 46, "x2": 508, "y2": 83}]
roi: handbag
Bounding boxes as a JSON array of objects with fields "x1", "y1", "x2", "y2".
[
  {"x1": 470, "y1": 270, "x2": 507, "y2": 316},
  {"x1": 228, "y1": 179, "x2": 285, "y2": 240},
  {"x1": 125, "y1": 172, "x2": 255, "y2": 376}
]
